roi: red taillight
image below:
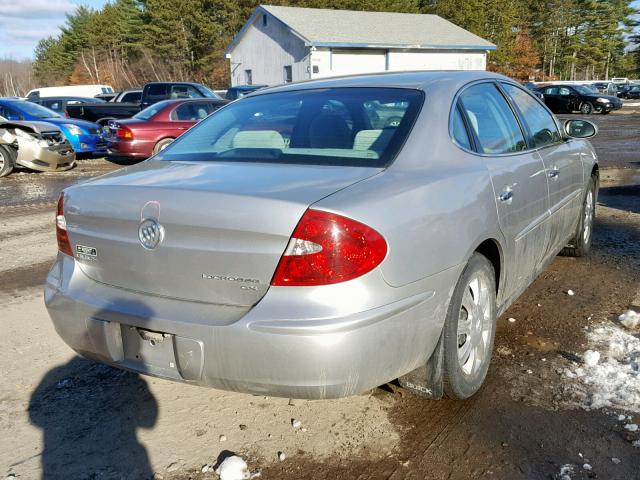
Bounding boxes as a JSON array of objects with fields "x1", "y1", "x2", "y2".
[
  {"x1": 56, "y1": 193, "x2": 73, "y2": 257},
  {"x1": 271, "y1": 209, "x2": 387, "y2": 286},
  {"x1": 116, "y1": 125, "x2": 134, "y2": 140}
]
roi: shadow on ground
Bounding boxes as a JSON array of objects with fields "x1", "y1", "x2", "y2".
[{"x1": 28, "y1": 357, "x2": 157, "y2": 479}]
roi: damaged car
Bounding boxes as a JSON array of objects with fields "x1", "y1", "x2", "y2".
[{"x1": 0, "y1": 119, "x2": 76, "y2": 177}]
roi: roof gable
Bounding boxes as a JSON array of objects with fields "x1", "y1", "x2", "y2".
[{"x1": 227, "y1": 5, "x2": 496, "y2": 54}]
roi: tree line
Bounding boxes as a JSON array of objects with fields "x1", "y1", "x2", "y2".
[{"x1": 2, "y1": 0, "x2": 638, "y2": 95}]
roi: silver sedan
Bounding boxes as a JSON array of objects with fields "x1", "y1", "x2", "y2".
[{"x1": 45, "y1": 71, "x2": 598, "y2": 400}]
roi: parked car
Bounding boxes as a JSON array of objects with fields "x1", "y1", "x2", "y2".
[
  {"x1": 26, "y1": 84, "x2": 114, "y2": 99},
  {"x1": 540, "y1": 84, "x2": 622, "y2": 114},
  {"x1": 0, "y1": 118, "x2": 75, "y2": 177},
  {"x1": 225, "y1": 85, "x2": 267, "y2": 100},
  {"x1": 105, "y1": 98, "x2": 228, "y2": 159},
  {"x1": 66, "y1": 82, "x2": 222, "y2": 124},
  {"x1": 46, "y1": 71, "x2": 599, "y2": 401},
  {"x1": 618, "y1": 85, "x2": 640, "y2": 99},
  {"x1": 0, "y1": 99, "x2": 106, "y2": 156},
  {"x1": 30, "y1": 96, "x2": 106, "y2": 116}
]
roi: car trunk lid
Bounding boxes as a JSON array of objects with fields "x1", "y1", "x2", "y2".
[{"x1": 64, "y1": 160, "x2": 379, "y2": 312}]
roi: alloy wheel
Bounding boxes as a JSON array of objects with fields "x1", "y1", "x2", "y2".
[
  {"x1": 457, "y1": 274, "x2": 493, "y2": 376},
  {"x1": 583, "y1": 189, "x2": 594, "y2": 244}
]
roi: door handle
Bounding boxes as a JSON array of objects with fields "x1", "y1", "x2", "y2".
[
  {"x1": 548, "y1": 167, "x2": 560, "y2": 179},
  {"x1": 498, "y1": 187, "x2": 513, "y2": 204}
]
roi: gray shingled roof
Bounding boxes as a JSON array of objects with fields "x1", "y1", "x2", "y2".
[{"x1": 258, "y1": 5, "x2": 495, "y2": 50}]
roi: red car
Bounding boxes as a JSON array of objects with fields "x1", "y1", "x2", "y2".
[{"x1": 105, "y1": 98, "x2": 228, "y2": 159}]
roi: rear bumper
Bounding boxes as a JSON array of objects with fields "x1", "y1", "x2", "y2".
[
  {"x1": 106, "y1": 138, "x2": 154, "y2": 158},
  {"x1": 44, "y1": 254, "x2": 456, "y2": 399}
]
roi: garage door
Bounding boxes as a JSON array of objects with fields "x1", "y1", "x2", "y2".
[{"x1": 331, "y1": 49, "x2": 387, "y2": 76}]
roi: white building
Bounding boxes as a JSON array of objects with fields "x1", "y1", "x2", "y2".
[{"x1": 225, "y1": 5, "x2": 496, "y2": 87}]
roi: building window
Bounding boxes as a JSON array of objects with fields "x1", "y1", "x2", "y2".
[
  {"x1": 262, "y1": 14, "x2": 267, "y2": 27},
  {"x1": 245, "y1": 69, "x2": 252, "y2": 85},
  {"x1": 284, "y1": 65, "x2": 292, "y2": 83}
]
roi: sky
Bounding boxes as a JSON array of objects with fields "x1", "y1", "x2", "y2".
[
  {"x1": 0, "y1": 0, "x2": 107, "y2": 60},
  {"x1": 1, "y1": 0, "x2": 640, "y2": 61}
]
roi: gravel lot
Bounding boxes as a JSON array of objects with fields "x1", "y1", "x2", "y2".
[{"x1": 1, "y1": 112, "x2": 639, "y2": 480}]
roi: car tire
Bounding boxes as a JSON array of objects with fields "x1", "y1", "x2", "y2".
[
  {"x1": 153, "y1": 138, "x2": 174, "y2": 155},
  {"x1": 580, "y1": 102, "x2": 593, "y2": 114},
  {"x1": 442, "y1": 252, "x2": 497, "y2": 400},
  {"x1": 561, "y1": 176, "x2": 596, "y2": 257},
  {"x1": 0, "y1": 144, "x2": 16, "y2": 177}
]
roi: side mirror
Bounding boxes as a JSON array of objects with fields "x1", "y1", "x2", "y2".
[{"x1": 564, "y1": 119, "x2": 597, "y2": 139}]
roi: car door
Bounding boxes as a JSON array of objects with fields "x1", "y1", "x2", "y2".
[
  {"x1": 458, "y1": 82, "x2": 550, "y2": 302},
  {"x1": 500, "y1": 82, "x2": 584, "y2": 263},
  {"x1": 542, "y1": 87, "x2": 562, "y2": 112}
]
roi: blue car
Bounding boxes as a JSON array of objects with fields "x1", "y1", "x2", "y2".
[{"x1": 0, "y1": 99, "x2": 106, "y2": 156}]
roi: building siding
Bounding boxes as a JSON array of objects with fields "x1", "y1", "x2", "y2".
[
  {"x1": 228, "y1": 13, "x2": 309, "y2": 87},
  {"x1": 309, "y1": 47, "x2": 486, "y2": 80}
]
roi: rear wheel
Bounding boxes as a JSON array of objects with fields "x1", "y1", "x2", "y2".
[
  {"x1": 153, "y1": 138, "x2": 174, "y2": 155},
  {"x1": 0, "y1": 144, "x2": 16, "y2": 177},
  {"x1": 442, "y1": 253, "x2": 497, "y2": 399},
  {"x1": 561, "y1": 176, "x2": 596, "y2": 257},
  {"x1": 580, "y1": 102, "x2": 593, "y2": 114}
]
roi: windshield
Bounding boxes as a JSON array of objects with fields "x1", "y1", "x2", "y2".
[
  {"x1": 197, "y1": 85, "x2": 220, "y2": 99},
  {"x1": 156, "y1": 87, "x2": 424, "y2": 168},
  {"x1": 12, "y1": 101, "x2": 61, "y2": 119},
  {"x1": 133, "y1": 100, "x2": 173, "y2": 120},
  {"x1": 573, "y1": 85, "x2": 595, "y2": 95}
]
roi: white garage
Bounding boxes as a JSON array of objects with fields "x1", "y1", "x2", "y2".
[{"x1": 225, "y1": 5, "x2": 496, "y2": 87}]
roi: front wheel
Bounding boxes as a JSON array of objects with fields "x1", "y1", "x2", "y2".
[
  {"x1": 580, "y1": 102, "x2": 593, "y2": 115},
  {"x1": 442, "y1": 253, "x2": 497, "y2": 399},
  {"x1": 561, "y1": 176, "x2": 596, "y2": 257},
  {"x1": 0, "y1": 144, "x2": 16, "y2": 177}
]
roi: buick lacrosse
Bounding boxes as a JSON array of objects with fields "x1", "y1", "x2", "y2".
[{"x1": 45, "y1": 71, "x2": 598, "y2": 400}]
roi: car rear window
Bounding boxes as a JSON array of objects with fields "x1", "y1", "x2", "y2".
[
  {"x1": 134, "y1": 100, "x2": 173, "y2": 120},
  {"x1": 156, "y1": 88, "x2": 424, "y2": 168}
]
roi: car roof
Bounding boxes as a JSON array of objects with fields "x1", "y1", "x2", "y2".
[{"x1": 250, "y1": 70, "x2": 511, "y2": 97}]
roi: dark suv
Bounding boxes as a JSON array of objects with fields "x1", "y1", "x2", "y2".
[{"x1": 541, "y1": 84, "x2": 622, "y2": 114}]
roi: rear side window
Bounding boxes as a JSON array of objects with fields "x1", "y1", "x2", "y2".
[
  {"x1": 145, "y1": 84, "x2": 169, "y2": 102},
  {"x1": 157, "y1": 88, "x2": 424, "y2": 168},
  {"x1": 459, "y1": 83, "x2": 527, "y2": 155},
  {"x1": 171, "y1": 102, "x2": 216, "y2": 121},
  {"x1": 121, "y1": 91, "x2": 142, "y2": 103},
  {"x1": 501, "y1": 83, "x2": 561, "y2": 149},
  {"x1": 451, "y1": 106, "x2": 471, "y2": 150}
]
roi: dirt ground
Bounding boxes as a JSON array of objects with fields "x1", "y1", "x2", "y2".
[{"x1": 1, "y1": 113, "x2": 640, "y2": 480}]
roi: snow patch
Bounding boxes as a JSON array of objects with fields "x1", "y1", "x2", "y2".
[
  {"x1": 563, "y1": 323, "x2": 640, "y2": 412},
  {"x1": 583, "y1": 350, "x2": 600, "y2": 367},
  {"x1": 216, "y1": 456, "x2": 250, "y2": 480},
  {"x1": 619, "y1": 310, "x2": 640, "y2": 330}
]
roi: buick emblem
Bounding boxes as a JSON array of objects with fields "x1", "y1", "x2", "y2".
[{"x1": 138, "y1": 218, "x2": 164, "y2": 250}]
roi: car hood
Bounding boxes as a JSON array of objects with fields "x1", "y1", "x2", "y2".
[{"x1": 45, "y1": 117, "x2": 101, "y2": 129}]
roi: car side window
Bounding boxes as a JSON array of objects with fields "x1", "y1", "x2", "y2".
[
  {"x1": 458, "y1": 83, "x2": 527, "y2": 155},
  {"x1": 501, "y1": 83, "x2": 561, "y2": 149},
  {"x1": 171, "y1": 102, "x2": 212, "y2": 121},
  {"x1": 451, "y1": 105, "x2": 471, "y2": 150},
  {"x1": 559, "y1": 87, "x2": 571, "y2": 96}
]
